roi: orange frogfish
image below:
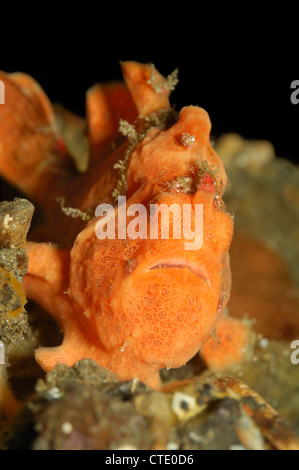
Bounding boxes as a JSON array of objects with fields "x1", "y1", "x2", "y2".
[{"x1": 0, "y1": 62, "x2": 246, "y2": 389}]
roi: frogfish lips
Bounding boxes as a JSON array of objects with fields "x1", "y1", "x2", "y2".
[{"x1": 148, "y1": 261, "x2": 210, "y2": 286}]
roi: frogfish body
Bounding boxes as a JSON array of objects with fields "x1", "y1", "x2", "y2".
[{"x1": 0, "y1": 62, "x2": 239, "y2": 388}]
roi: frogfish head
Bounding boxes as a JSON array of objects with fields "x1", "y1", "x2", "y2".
[{"x1": 68, "y1": 105, "x2": 234, "y2": 372}]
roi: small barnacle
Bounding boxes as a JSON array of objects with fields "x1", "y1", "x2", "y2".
[
  {"x1": 179, "y1": 133, "x2": 196, "y2": 148},
  {"x1": 171, "y1": 391, "x2": 199, "y2": 420}
]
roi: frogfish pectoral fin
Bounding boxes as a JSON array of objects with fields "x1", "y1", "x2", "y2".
[
  {"x1": 0, "y1": 71, "x2": 72, "y2": 206},
  {"x1": 23, "y1": 242, "x2": 72, "y2": 327}
]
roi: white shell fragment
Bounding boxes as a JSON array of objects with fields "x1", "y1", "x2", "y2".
[{"x1": 171, "y1": 391, "x2": 198, "y2": 420}]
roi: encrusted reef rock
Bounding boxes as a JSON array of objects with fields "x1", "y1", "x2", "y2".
[
  {"x1": 0, "y1": 198, "x2": 34, "y2": 422},
  {"x1": 214, "y1": 133, "x2": 299, "y2": 436},
  {"x1": 214, "y1": 134, "x2": 299, "y2": 340},
  {"x1": 0, "y1": 199, "x2": 34, "y2": 352},
  {"x1": 215, "y1": 133, "x2": 299, "y2": 285},
  {"x1": 1, "y1": 359, "x2": 299, "y2": 450}
]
